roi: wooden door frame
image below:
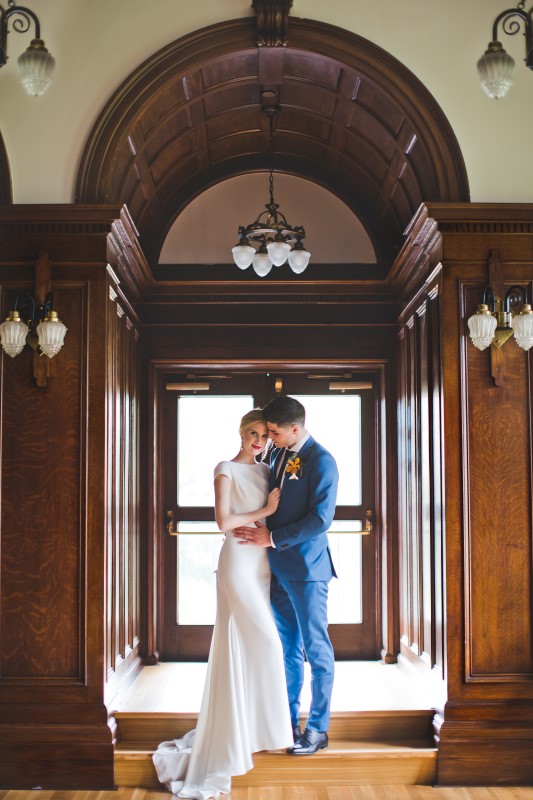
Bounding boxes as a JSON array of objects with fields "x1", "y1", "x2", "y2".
[{"x1": 143, "y1": 358, "x2": 399, "y2": 664}]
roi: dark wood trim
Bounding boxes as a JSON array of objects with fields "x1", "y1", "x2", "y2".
[{"x1": 0, "y1": 131, "x2": 12, "y2": 203}]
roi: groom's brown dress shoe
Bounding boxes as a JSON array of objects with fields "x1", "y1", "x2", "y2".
[
  {"x1": 292, "y1": 725, "x2": 302, "y2": 742},
  {"x1": 286, "y1": 728, "x2": 328, "y2": 755}
]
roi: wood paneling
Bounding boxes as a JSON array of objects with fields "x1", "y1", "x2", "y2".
[
  {"x1": 0, "y1": 206, "x2": 144, "y2": 788},
  {"x1": 393, "y1": 203, "x2": 533, "y2": 786},
  {"x1": 397, "y1": 285, "x2": 445, "y2": 682},
  {"x1": 104, "y1": 274, "x2": 142, "y2": 708}
]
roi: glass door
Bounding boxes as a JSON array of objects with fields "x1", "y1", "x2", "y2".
[{"x1": 159, "y1": 372, "x2": 378, "y2": 660}]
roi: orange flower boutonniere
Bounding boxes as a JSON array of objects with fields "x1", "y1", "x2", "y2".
[{"x1": 285, "y1": 456, "x2": 303, "y2": 480}]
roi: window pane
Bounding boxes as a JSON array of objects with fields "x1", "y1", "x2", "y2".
[
  {"x1": 327, "y1": 521, "x2": 363, "y2": 624},
  {"x1": 177, "y1": 520, "x2": 363, "y2": 626},
  {"x1": 177, "y1": 395, "x2": 253, "y2": 506},
  {"x1": 292, "y1": 395, "x2": 362, "y2": 505},
  {"x1": 177, "y1": 522, "x2": 223, "y2": 624}
]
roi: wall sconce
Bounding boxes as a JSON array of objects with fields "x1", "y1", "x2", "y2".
[
  {"x1": 468, "y1": 285, "x2": 533, "y2": 351},
  {"x1": 0, "y1": 1, "x2": 55, "y2": 96},
  {"x1": 477, "y1": 1, "x2": 533, "y2": 99},
  {"x1": 0, "y1": 291, "x2": 67, "y2": 359}
]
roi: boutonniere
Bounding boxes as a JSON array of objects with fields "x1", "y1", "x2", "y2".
[{"x1": 286, "y1": 456, "x2": 303, "y2": 480}]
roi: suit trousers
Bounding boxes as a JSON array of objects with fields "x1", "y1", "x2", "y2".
[{"x1": 270, "y1": 572, "x2": 334, "y2": 733}]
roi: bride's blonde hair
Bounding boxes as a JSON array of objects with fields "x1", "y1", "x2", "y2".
[
  {"x1": 239, "y1": 408, "x2": 266, "y2": 437},
  {"x1": 239, "y1": 409, "x2": 270, "y2": 461}
]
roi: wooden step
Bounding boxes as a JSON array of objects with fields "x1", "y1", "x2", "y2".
[
  {"x1": 114, "y1": 741, "x2": 437, "y2": 788},
  {"x1": 114, "y1": 709, "x2": 435, "y2": 749}
]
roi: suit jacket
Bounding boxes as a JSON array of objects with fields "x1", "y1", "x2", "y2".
[{"x1": 267, "y1": 436, "x2": 339, "y2": 581}]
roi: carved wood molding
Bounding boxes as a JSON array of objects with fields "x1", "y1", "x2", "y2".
[
  {"x1": 0, "y1": 204, "x2": 152, "y2": 309},
  {"x1": 387, "y1": 204, "x2": 443, "y2": 310},
  {"x1": 252, "y1": 0, "x2": 293, "y2": 46}
]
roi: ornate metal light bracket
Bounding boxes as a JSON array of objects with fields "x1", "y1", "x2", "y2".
[
  {"x1": 252, "y1": 0, "x2": 293, "y2": 46},
  {"x1": 487, "y1": 249, "x2": 524, "y2": 387}
]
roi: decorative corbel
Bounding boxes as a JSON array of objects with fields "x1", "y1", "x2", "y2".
[{"x1": 252, "y1": 0, "x2": 293, "y2": 46}]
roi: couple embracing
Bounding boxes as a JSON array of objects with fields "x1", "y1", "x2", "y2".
[{"x1": 153, "y1": 395, "x2": 339, "y2": 799}]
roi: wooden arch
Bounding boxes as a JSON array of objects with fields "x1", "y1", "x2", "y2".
[{"x1": 75, "y1": 17, "x2": 469, "y2": 269}]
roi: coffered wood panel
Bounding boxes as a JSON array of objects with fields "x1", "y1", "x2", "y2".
[{"x1": 76, "y1": 18, "x2": 468, "y2": 271}]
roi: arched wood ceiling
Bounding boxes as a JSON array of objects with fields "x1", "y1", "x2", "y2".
[{"x1": 76, "y1": 17, "x2": 469, "y2": 272}]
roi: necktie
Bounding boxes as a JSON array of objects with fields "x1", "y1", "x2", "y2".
[{"x1": 275, "y1": 449, "x2": 294, "y2": 488}]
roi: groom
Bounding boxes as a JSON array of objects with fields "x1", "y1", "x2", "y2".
[{"x1": 234, "y1": 395, "x2": 338, "y2": 755}]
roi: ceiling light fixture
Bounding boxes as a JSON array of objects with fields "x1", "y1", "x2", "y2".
[
  {"x1": 231, "y1": 109, "x2": 310, "y2": 277},
  {"x1": 477, "y1": 1, "x2": 533, "y2": 99},
  {"x1": 0, "y1": 1, "x2": 54, "y2": 96},
  {"x1": 467, "y1": 285, "x2": 533, "y2": 351}
]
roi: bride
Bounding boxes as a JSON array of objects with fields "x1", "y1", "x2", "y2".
[{"x1": 153, "y1": 408, "x2": 293, "y2": 799}]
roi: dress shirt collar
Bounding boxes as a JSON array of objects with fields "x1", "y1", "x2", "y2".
[{"x1": 287, "y1": 432, "x2": 310, "y2": 454}]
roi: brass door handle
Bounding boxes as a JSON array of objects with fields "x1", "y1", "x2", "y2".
[
  {"x1": 364, "y1": 508, "x2": 374, "y2": 533},
  {"x1": 166, "y1": 509, "x2": 177, "y2": 535}
]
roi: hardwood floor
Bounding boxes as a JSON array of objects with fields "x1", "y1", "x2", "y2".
[
  {"x1": 112, "y1": 661, "x2": 442, "y2": 714},
  {"x1": 3, "y1": 787, "x2": 533, "y2": 800}
]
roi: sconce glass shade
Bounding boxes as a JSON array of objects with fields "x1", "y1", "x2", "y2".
[
  {"x1": 477, "y1": 41, "x2": 515, "y2": 99},
  {"x1": 511, "y1": 303, "x2": 533, "y2": 351},
  {"x1": 267, "y1": 239, "x2": 291, "y2": 267},
  {"x1": 468, "y1": 303, "x2": 497, "y2": 350},
  {"x1": 252, "y1": 247, "x2": 273, "y2": 277},
  {"x1": 0, "y1": 311, "x2": 29, "y2": 357},
  {"x1": 232, "y1": 241, "x2": 255, "y2": 269},
  {"x1": 17, "y1": 39, "x2": 55, "y2": 97},
  {"x1": 36, "y1": 311, "x2": 67, "y2": 358},
  {"x1": 288, "y1": 243, "x2": 311, "y2": 274}
]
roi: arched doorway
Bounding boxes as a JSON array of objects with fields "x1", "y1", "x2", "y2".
[{"x1": 75, "y1": 11, "x2": 468, "y2": 676}]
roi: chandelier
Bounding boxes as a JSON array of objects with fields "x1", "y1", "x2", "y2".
[
  {"x1": 231, "y1": 109, "x2": 310, "y2": 277},
  {"x1": 231, "y1": 170, "x2": 310, "y2": 277}
]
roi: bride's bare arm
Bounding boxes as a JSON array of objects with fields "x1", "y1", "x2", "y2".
[{"x1": 214, "y1": 474, "x2": 280, "y2": 531}]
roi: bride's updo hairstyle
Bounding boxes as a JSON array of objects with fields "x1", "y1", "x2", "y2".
[
  {"x1": 239, "y1": 408, "x2": 265, "y2": 437},
  {"x1": 239, "y1": 408, "x2": 270, "y2": 461}
]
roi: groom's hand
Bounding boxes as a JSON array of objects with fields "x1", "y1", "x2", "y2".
[{"x1": 233, "y1": 522, "x2": 271, "y2": 547}]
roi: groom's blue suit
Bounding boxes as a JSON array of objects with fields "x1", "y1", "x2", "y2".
[{"x1": 267, "y1": 436, "x2": 338, "y2": 733}]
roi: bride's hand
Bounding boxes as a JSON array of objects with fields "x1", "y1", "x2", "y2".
[{"x1": 265, "y1": 487, "x2": 281, "y2": 514}]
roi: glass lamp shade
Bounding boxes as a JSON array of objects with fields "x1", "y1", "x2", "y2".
[
  {"x1": 288, "y1": 244, "x2": 311, "y2": 274},
  {"x1": 267, "y1": 239, "x2": 291, "y2": 267},
  {"x1": 252, "y1": 249, "x2": 273, "y2": 277},
  {"x1": 477, "y1": 41, "x2": 515, "y2": 99},
  {"x1": 0, "y1": 311, "x2": 29, "y2": 357},
  {"x1": 18, "y1": 39, "x2": 55, "y2": 97},
  {"x1": 36, "y1": 311, "x2": 67, "y2": 358},
  {"x1": 467, "y1": 304, "x2": 497, "y2": 350},
  {"x1": 232, "y1": 242, "x2": 255, "y2": 269},
  {"x1": 511, "y1": 304, "x2": 533, "y2": 351}
]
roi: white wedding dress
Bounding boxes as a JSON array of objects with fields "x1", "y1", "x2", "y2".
[{"x1": 153, "y1": 460, "x2": 293, "y2": 799}]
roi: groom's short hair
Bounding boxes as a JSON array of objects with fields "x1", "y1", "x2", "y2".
[{"x1": 263, "y1": 395, "x2": 305, "y2": 428}]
